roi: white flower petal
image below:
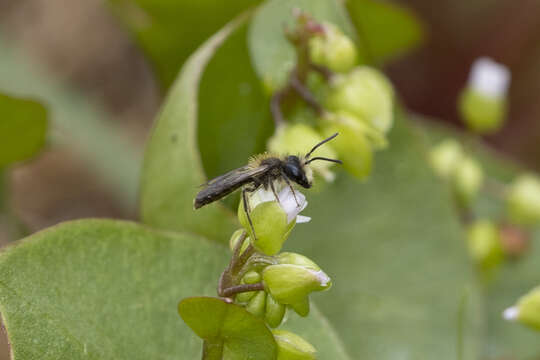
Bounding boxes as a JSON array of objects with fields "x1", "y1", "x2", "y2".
[
  {"x1": 312, "y1": 270, "x2": 331, "y2": 287},
  {"x1": 502, "y1": 306, "x2": 519, "y2": 321},
  {"x1": 296, "y1": 215, "x2": 311, "y2": 223},
  {"x1": 469, "y1": 57, "x2": 510, "y2": 98}
]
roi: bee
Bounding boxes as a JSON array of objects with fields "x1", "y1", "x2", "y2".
[{"x1": 194, "y1": 133, "x2": 342, "y2": 238}]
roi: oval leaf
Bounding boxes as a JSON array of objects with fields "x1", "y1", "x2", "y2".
[
  {"x1": 139, "y1": 14, "x2": 252, "y2": 240},
  {"x1": 0, "y1": 219, "x2": 350, "y2": 359},
  {"x1": 179, "y1": 296, "x2": 276, "y2": 360},
  {"x1": 0, "y1": 93, "x2": 47, "y2": 167}
]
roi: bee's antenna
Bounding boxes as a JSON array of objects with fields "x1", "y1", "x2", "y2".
[
  {"x1": 305, "y1": 156, "x2": 343, "y2": 165},
  {"x1": 305, "y1": 133, "x2": 339, "y2": 159}
]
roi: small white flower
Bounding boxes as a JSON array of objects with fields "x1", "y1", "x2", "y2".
[
  {"x1": 249, "y1": 185, "x2": 311, "y2": 224},
  {"x1": 468, "y1": 57, "x2": 511, "y2": 98},
  {"x1": 503, "y1": 306, "x2": 519, "y2": 321}
]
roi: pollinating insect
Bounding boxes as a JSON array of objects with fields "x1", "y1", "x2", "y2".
[{"x1": 194, "y1": 133, "x2": 342, "y2": 237}]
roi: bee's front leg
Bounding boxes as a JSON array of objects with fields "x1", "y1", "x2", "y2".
[
  {"x1": 242, "y1": 185, "x2": 259, "y2": 240},
  {"x1": 281, "y1": 171, "x2": 300, "y2": 207}
]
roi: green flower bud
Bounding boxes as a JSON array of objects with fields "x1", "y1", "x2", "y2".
[
  {"x1": 459, "y1": 58, "x2": 510, "y2": 134},
  {"x1": 235, "y1": 289, "x2": 256, "y2": 303},
  {"x1": 309, "y1": 22, "x2": 357, "y2": 73},
  {"x1": 320, "y1": 114, "x2": 373, "y2": 179},
  {"x1": 229, "y1": 229, "x2": 249, "y2": 253},
  {"x1": 268, "y1": 123, "x2": 337, "y2": 181},
  {"x1": 453, "y1": 156, "x2": 484, "y2": 206},
  {"x1": 507, "y1": 174, "x2": 540, "y2": 225},
  {"x1": 324, "y1": 67, "x2": 394, "y2": 134},
  {"x1": 238, "y1": 186, "x2": 309, "y2": 255},
  {"x1": 467, "y1": 220, "x2": 503, "y2": 271},
  {"x1": 503, "y1": 286, "x2": 540, "y2": 331},
  {"x1": 243, "y1": 271, "x2": 261, "y2": 284},
  {"x1": 277, "y1": 252, "x2": 320, "y2": 270},
  {"x1": 273, "y1": 330, "x2": 316, "y2": 360},
  {"x1": 262, "y1": 264, "x2": 331, "y2": 313},
  {"x1": 459, "y1": 88, "x2": 507, "y2": 134},
  {"x1": 265, "y1": 293, "x2": 287, "y2": 328},
  {"x1": 245, "y1": 291, "x2": 266, "y2": 317},
  {"x1": 429, "y1": 139, "x2": 464, "y2": 179},
  {"x1": 289, "y1": 297, "x2": 310, "y2": 317}
]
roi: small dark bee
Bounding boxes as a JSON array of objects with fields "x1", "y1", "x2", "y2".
[{"x1": 194, "y1": 133, "x2": 342, "y2": 237}]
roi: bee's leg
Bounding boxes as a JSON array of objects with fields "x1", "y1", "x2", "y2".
[
  {"x1": 270, "y1": 181, "x2": 282, "y2": 205},
  {"x1": 242, "y1": 186, "x2": 258, "y2": 240},
  {"x1": 281, "y1": 172, "x2": 300, "y2": 207}
]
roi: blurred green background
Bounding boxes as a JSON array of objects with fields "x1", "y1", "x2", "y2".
[{"x1": 1, "y1": 0, "x2": 540, "y2": 358}]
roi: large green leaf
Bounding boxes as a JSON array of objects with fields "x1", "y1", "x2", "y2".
[
  {"x1": 108, "y1": 0, "x2": 261, "y2": 88},
  {"x1": 248, "y1": 0, "x2": 358, "y2": 93},
  {"x1": 0, "y1": 219, "x2": 350, "y2": 359},
  {"x1": 139, "y1": 14, "x2": 249, "y2": 240},
  {"x1": 197, "y1": 22, "x2": 274, "y2": 208},
  {"x1": 283, "y1": 114, "x2": 481, "y2": 359},
  {"x1": 0, "y1": 93, "x2": 47, "y2": 167},
  {"x1": 346, "y1": 0, "x2": 425, "y2": 64}
]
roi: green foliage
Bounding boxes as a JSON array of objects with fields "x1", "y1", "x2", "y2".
[
  {"x1": 346, "y1": 0, "x2": 425, "y2": 64},
  {"x1": 178, "y1": 297, "x2": 277, "y2": 359},
  {"x1": 0, "y1": 93, "x2": 47, "y2": 167},
  {"x1": 139, "y1": 14, "x2": 246, "y2": 240},
  {"x1": 108, "y1": 0, "x2": 261, "y2": 88},
  {"x1": 248, "y1": 0, "x2": 357, "y2": 92}
]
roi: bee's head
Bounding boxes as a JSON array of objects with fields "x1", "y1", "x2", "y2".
[{"x1": 283, "y1": 155, "x2": 312, "y2": 188}]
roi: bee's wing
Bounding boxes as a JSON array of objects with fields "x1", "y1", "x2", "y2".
[{"x1": 194, "y1": 164, "x2": 272, "y2": 209}]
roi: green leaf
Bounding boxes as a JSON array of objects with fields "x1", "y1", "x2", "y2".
[
  {"x1": 139, "y1": 14, "x2": 252, "y2": 240},
  {"x1": 248, "y1": 0, "x2": 358, "y2": 93},
  {"x1": 0, "y1": 219, "x2": 350, "y2": 359},
  {"x1": 288, "y1": 113, "x2": 481, "y2": 359},
  {"x1": 108, "y1": 0, "x2": 261, "y2": 88},
  {"x1": 346, "y1": 0, "x2": 425, "y2": 64},
  {"x1": 178, "y1": 297, "x2": 277, "y2": 359},
  {"x1": 0, "y1": 220, "x2": 228, "y2": 359},
  {"x1": 197, "y1": 22, "x2": 273, "y2": 188},
  {"x1": 0, "y1": 93, "x2": 47, "y2": 167}
]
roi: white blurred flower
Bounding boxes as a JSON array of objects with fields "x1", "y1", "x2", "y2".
[{"x1": 468, "y1": 57, "x2": 511, "y2": 98}]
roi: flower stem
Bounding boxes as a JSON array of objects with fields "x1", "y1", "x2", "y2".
[{"x1": 220, "y1": 282, "x2": 265, "y2": 298}]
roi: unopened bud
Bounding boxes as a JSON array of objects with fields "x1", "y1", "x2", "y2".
[
  {"x1": 507, "y1": 174, "x2": 540, "y2": 225},
  {"x1": 245, "y1": 291, "x2": 266, "y2": 317},
  {"x1": 429, "y1": 139, "x2": 464, "y2": 179},
  {"x1": 503, "y1": 286, "x2": 540, "y2": 331},
  {"x1": 262, "y1": 264, "x2": 331, "y2": 315},
  {"x1": 459, "y1": 58, "x2": 510, "y2": 134},
  {"x1": 453, "y1": 156, "x2": 484, "y2": 206},
  {"x1": 320, "y1": 113, "x2": 373, "y2": 179},
  {"x1": 273, "y1": 330, "x2": 316, "y2": 360},
  {"x1": 467, "y1": 220, "x2": 503, "y2": 271},
  {"x1": 265, "y1": 293, "x2": 287, "y2": 328},
  {"x1": 309, "y1": 22, "x2": 358, "y2": 73},
  {"x1": 324, "y1": 67, "x2": 394, "y2": 134}
]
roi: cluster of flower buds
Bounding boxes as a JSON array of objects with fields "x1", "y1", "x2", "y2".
[
  {"x1": 429, "y1": 139, "x2": 484, "y2": 207},
  {"x1": 230, "y1": 185, "x2": 331, "y2": 358},
  {"x1": 269, "y1": 16, "x2": 395, "y2": 181},
  {"x1": 459, "y1": 57, "x2": 511, "y2": 134}
]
